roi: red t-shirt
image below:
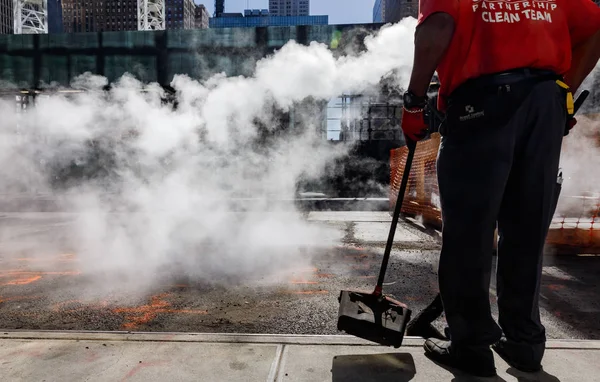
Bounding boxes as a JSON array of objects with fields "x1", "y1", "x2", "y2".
[{"x1": 418, "y1": 0, "x2": 600, "y2": 111}]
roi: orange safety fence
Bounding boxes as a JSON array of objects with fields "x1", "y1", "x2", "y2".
[
  {"x1": 547, "y1": 196, "x2": 600, "y2": 254},
  {"x1": 390, "y1": 132, "x2": 600, "y2": 253},
  {"x1": 390, "y1": 133, "x2": 442, "y2": 228}
]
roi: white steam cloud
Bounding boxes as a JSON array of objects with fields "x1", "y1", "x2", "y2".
[
  {"x1": 0, "y1": 20, "x2": 419, "y2": 294},
  {"x1": 556, "y1": 63, "x2": 600, "y2": 217}
]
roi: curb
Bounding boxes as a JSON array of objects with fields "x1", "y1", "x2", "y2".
[{"x1": 1, "y1": 331, "x2": 599, "y2": 350}]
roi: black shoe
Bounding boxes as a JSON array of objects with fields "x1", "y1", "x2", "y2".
[
  {"x1": 424, "y1": 338, "x2": 497, "y2": 378},
  {"x1": 492, "y1": 337, "x2": 543, "y2": 373}
]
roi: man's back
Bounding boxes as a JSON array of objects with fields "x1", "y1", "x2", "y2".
[{"x1": 418, "y1": 0, "x2": 600, "y2": 108}]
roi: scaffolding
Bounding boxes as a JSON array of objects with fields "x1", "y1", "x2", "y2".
[
  {"x1": 138, "y1": 0, "x2": 166, "y2": 31},
  {"x1": 13, "y1": 0, "x2": 48, "y2": 34},
  {"x1": 333, "y1": 94, "x2": 403, "y2": 142}
]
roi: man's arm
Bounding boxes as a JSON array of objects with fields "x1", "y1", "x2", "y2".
[
  {"x1": 407, "y1": 13, "x2": 455, "y2": 97},
  {"x1": 565, "y1": 30, "x2": 600, "y2": 94}
]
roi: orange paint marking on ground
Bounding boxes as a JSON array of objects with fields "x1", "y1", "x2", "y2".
[
  {"x1": 120, "y1": 361, "x2": 169, "y2": 381},
  {"x1": 0, "y1": 275, "x2": 42, "y2": 286},
  {"x1": 84, "y1": 350, "x2": 102, "y2": 363},
  {"x1": 286, "y1": 266, "x2": 325, "y2": 285},
  {"x1": 112, "y1": 293, "x2": 208, "y2": 330},
  {"x1": 12, "y1": 253, "x2": 77, "y2": 263},
  {"x1": 51, "y1": 295, "x2": 208, "y2": 329},
  {"x1": 0, "y1": 295, "x2": 42, "y2": 304},
  {"x1": 0, "y1": 270, "x2": 81, "y2": 276},
  {"x1": 173, "y1": 309, "x2": 210, "y2": 314},
  {"x1": 289, "y1": 280, "x2": 319, "y2": 285},
  {"x1": 0, "y1": 270, "x2": 81, "y2": 287},
  {"x1": 3, "y1": 349, "x2": 44, "y2": 359},
  {"x1": 290, "y1": 267, "x2": 319, "y2": 274},
  {"x1": 288, "y1": 290, "x2": 328, "y2": 295}
]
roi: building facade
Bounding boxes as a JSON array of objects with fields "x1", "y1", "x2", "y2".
[
  {"x1": 373, "y1": 0, "x2": 417, "y2": 23},
  {"x1": 166, "y1": 0, "x2": 195, "y2": 30},
  {"x1": 1, "y1": 0, "x2": 62, "y2": 35},
  {"x1": 388, "y1": 0, "x2": 418, "y2": 21},
  {"x1": 195, "y1": 4, "x2": 209, "y2": 29},
  {"x1": 61, "y1": 0, "x2": 197, "y2": 33},
  {"x1": 62, "y1": 0, "x2": 137, "y2": 33},
  {"x1": 209, "y1": 14, "x2": 327, "y2": 28},
  {"x1": 48, "y1": 0, "x2": 63, "y2": 33},
  {"x1": 268, "y1": 0, "x2": 309, "y2": 16},
  {"x1": 0, "y1": 0, "x2": 11, "y2": 34},
  {"x1": 373, "y1": 0, "x2": 384, "y2": 23}
]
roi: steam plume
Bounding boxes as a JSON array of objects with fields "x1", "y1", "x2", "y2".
[
  {"x1": 0, "y1": 20, "x2": 419, "y2": 294},
  {"x1": 556, "y1": 63, "x2": 600, "y2": 217}
]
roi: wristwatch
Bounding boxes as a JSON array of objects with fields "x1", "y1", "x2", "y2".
[{"x1": 403, "y1": 90, "x2": 428, "y2": 109}]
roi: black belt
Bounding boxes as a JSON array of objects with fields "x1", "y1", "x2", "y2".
[{"x1": 450, "y1": 68, "x2": 561, "y2": 100}]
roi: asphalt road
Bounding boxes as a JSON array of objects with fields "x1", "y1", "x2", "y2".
[{"x1": 0, "y1": 212, "x2": 598, "y2": 340}]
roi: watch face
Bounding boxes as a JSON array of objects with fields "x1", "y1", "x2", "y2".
[{"x1": 403, "y1": 92, "x2": 416, "y2": 107}]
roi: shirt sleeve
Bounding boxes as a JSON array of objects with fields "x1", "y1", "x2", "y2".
[
  {"x1": 568, "y1": 0, "x2": 600, "y2": 46},
  {"x1": 417, "y1": 0, "x2": 459, "y2": 26}
]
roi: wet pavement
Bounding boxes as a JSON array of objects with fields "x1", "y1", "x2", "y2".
[{"x1": 0, "y1": 212, "x2": 598, "y2": 340}]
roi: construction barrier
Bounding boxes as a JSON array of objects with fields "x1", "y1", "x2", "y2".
[
  {"x1": 548, "y1": 197, "x2": 600, "y2": 254},
  {"x1": 390, "y1": 133, "x2": 600, "y2": 254},
  {"x1": 390, "y1": 133, "x2": 442, "y2": 228}
]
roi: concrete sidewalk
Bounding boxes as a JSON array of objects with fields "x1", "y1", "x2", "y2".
[{"x1": 0, "y1": 332, "x2": 598, "y2": 382}]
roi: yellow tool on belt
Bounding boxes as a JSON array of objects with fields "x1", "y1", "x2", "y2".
[{"x1": 556, "y1": 79, "x2": 575, "y2": 115}]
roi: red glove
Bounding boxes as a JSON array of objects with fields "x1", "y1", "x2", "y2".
[{"x1": 401, "y1": 106, "x2": 429, "y2": 142}]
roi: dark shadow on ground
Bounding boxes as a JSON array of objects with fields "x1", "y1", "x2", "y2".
[
  {"x1": 506, "y1": 367, "x2": 561, "y2": 382},
  {"x1": 487, "y1": 254, "x2": 600, "y2": 340},
  {"x1": 423, "y1": 353, "x2": 508, "y2": 382},
  {"x1": 450, "y1": 376, "x2": 507, "y2": 382},
  {"x1": 538, "y1": 256, "x2": 600, "y2": 339},
  {"x1": 331, "y1": 353, "x2": 416, "y2": 382}
]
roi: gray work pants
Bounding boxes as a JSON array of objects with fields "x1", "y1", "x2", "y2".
[{"x1": 436, "y1": 80, "x2": 566, "y2": 356}]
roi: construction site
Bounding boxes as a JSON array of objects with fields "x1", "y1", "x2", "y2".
[{"x1": 1, "y1": 2, "x2": 600, "y2": 381}]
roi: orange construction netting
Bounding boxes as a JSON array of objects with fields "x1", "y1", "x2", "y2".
[
  {"x1": 547, "y1": 196, "x2": 600, "y2": 254},
  {"x1": 390, "y1": 132, "x2": 600, "y2": 253},
  {"x1": 390, "y1": 133, "x2": 443, "y2": 228}
]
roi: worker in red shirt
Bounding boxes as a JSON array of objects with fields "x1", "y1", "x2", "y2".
[{"x1": 400, "y1": 0, "x2": 600, "y2": 377}]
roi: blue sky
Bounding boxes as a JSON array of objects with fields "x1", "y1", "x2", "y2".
[{"x1": 195, "y1": 0, "x2": 377, "y2": 25}]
